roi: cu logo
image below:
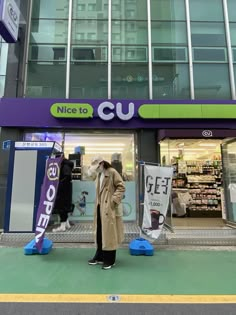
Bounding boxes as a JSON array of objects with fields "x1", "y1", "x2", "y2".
[
  {"x1": 47, "y1": 163, "x2": 60, "y2": 181},
  {"x1": 202, "y1": 130, "x2": 213, "y2": 137},
  {"x1": 8, "y1": 2, "x2": 18, "y2": 26}
]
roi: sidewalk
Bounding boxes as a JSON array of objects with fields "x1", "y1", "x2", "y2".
[{"x1": 0, "y1": 245, "x2": 236, "y2": 303}]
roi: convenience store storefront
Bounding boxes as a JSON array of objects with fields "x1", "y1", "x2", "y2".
[{"x1": 1, "y1": 98, "x2": 236, "y2": 236}]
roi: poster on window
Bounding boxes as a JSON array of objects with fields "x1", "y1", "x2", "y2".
[{"x1": 142, "y1": 165, "x2": 173, "y2": 239}]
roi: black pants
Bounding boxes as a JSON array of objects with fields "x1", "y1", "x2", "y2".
[
  {"x1": 94, "y1": 205, "x2": 116, "y2": 265},
  {"x1": 59, "y1": 211, "x2": 68, "y2": 223}
]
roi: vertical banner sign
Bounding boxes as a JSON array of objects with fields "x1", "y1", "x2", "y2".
[
  {"x1": 142, "y1": 165, "x2": 173, "y2": 239},
  {"x1": 35, "y1": 156, "x2": 62, "y2": 252},
  {"x1": 0, "y1": 0, "x2": 20, "y2": 43}
]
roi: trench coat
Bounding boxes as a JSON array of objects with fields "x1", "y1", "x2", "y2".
[{"x1": 94, "y1": 167, "x2": 125, "y2": 251}]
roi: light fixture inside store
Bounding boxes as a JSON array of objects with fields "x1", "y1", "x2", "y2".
[
  {"x1": 86, "y1": 151, "x2": 123, "y2": 154},
  {"x1": 198, "y1": 143, "x2": 217, "y2": 147},
  {"x1": 66, "y1": 143, "x2": 126, "y2": 147}
]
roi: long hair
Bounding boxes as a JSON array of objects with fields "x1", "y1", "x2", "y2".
[{"x1": 103, "y1": 160, "x2": 112, "y2": 169}]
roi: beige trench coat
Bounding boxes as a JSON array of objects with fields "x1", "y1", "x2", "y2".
[{"x1": 93, "y1": 167, "x2": 125, "y2": 251}]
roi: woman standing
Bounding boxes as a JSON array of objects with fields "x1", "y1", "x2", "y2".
[
  {"x1": 52, "y1": 155, "x2": 74, "y2": 232},
  {"x1": 87, "y1": 155, "x2": 125, "y2": 270}
]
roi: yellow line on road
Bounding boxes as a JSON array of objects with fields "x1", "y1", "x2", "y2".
[{"x1": 0, "y1": 294, "x2": 236, "y2": 303}]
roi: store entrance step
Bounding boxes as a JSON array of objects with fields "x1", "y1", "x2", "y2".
[{"x1": 1, "y1": 224, "x2": 236, "y2": 247}]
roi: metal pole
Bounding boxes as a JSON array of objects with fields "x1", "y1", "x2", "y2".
[
  {"x1": 185, "y1": 0, "x2": 195, "y2": 99},
  {"x1": 108, "y1": 0, "x2": 112, "y2": 99},
  {"x1": 23, "y1": 0, "x2": 33, "y2": 97},
  {"x1": 66, "y1": 0, "x2": 73, "y2": 99},
  {"x1": 147, "y1": 0, "x2": 153, "y2": 100},
  {"x1": 223, "y1": 0, "x2": 236, "y2": 100}
]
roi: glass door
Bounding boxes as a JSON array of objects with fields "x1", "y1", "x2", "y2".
[{"x1": 221, "y1": 138, "x2": 236, "y2": 224}]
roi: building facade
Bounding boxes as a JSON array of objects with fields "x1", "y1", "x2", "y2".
[{"x1": 1, "y1": 0, "x2": 236, "y2": 239}]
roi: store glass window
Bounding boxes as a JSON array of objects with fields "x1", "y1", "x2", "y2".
[
  {"x1": 73, "y1": 0, "x2": 108, "y2": 19},
  {"x1": 151, "y1": 0, "x2": 186, "y2": 21},
  {"x1": 70, "y1": 63, "x2": 108, "y2": 99},
  {"x1": 227, "y1": 0, "x2": 236, "y2": 22},
  {"x1": 152, "y1": 22, "x2": 187, "y2": 45},
  {"x1": 63, "y1": 132, "x2": 136, "y2": 222},
  {"x1": 30, "y1": 20, "x2": 68, "y2": 44},
  {"x1": 31, "y1": 0, "x2": 69, "y2": 19},
  {"x1": 152, "y1": 64, "x2": 190, "y2": 99},
  {"x1": 24, "y1": 131, "x2": 137, "y2": 222},
  {"x1": 26, "y1": 62, "x2": 66, "y2": 98},
  {"x1": 112, "y1": 0, "x2": 147, "y2": 20},
  {"x1": 160, "y1": 138, "x2": 223, "y2": 220},
  {"x1": 189, "y1": 0, "x2": 224, "y2": 21},
  {"x1": 72, "y1": 20, "x2": 108, "y2": 45},
  {"x1": 111, "y1": 63, "x2": 149, "y2": 99},
  {"x1": 24, "y1": 131, "x2": 63, "y2": 144},
  {"x1": 191, "y1": 22, "x2": 226, "y2": 47},
  {"x1": 193, "y1": 64, "x2": 231, "y2": 99}
]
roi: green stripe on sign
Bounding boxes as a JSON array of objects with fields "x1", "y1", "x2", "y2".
[
  {"x1": 202, "y1": 105, "x2": 236, "y2": 118},
  {"x1": 160, "y1": 104, "x2": 202, "y2": 118},
  {"x1": 138, "y1": 104, "x2": 236, "y2": 119},
  {"x1": 138, "y1": 104, "x2": 160, "y2": 118}
]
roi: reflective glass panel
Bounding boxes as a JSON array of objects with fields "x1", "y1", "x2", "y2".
[
  {"x1": 189, "y1": 0, "x2": 224, "y2": 21},
  {"x1": 153, "y1": 47, "x2": 188, "y2": 62},
  {"x1": 112, "y1": 21, "x2": 148, "y2": 45},
  {"x1": 193, "y1": 48, "x2": 227, "y2": 62},
  {"x1": 72, "y1": 20, "x2": 108, "y2": 45},
  {"x1": 73, "y1": 0, "x2": 108, "y2": 19},
  {"x1": 112, "y1": 46, "x2": 147, "y2": 62},
  {"x1": 71, "y1": 46, "x2": 107, "y2": 62},
  {"x1": 228, "y1": 0, "x2": 236, "y2": 22},
  {"x1": 70, "y1": 63, "x2": 108, "y2": 98},
  {"x1": 152, "y1": 22, "x2": 187, "y2": 45},
  {"x1": 26, "y1": 62, "x2": 66, "y2": 98},
  {"x1": 230, "y1": 23, "x2": 236, "y2": 46},
  {"x1": 152, "y1": 64, "x2": 190, "y2": 99},
  {"x1": 112, "y1": 0, "x2": 147, "y2": 20},
  {"x1": 29, "y1": 45, "x2": 67, "y2": 61},
  {"x1": 111, "y1": 63, "x2": 149, "y2": 99},
  {"x1": 151, "y1": 0, "x2": 186, "y2": 21},
  {"x1": 0, "y1": 43, "x2": 8, "y2": 75},
  {"x1": 193, "y1": 64, "x2": 231, "y2": 99},
  {"x1": 0, "y1": 76, "x2": 6, "y2": 97},
  {"x1": 191, "y1": 22, "x2": 226, "y2": 46},
  {"x1": 30, "y1": 20, "x2": 68, "y2": 44},
  {"x1": 32, "y1": 0, "x2": 69, "y2": 19}
]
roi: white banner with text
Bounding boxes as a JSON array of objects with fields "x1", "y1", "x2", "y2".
[{"x1": 142, "y1": 165, "x2": 173, "y2": 239}]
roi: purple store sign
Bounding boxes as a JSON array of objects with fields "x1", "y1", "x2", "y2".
[{"x1": 1, "y1": 98, "x2": 236, "y2": 130}]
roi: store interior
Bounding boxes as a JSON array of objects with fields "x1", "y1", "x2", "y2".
[{"x1": 160, "y1": 138, "x2": 225, "y2": 229}]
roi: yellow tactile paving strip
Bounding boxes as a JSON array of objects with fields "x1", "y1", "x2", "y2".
[{"x1": 0, "y1": 294, "x2": 236, "y2": 303}]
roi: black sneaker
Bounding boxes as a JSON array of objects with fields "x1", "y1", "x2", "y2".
[
  {"x1": 102, "y1": 263, "x2": 115, "y2": 270},
  {"x1": 88, "y1": 258, "x2": 103, "y2": 265}
]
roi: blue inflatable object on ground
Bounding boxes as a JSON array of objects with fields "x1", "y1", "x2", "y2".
[
  {"x1": 24, "y1": 237, "x2": 53, "y2": 255},
  {"x1": 129, "y1": 237, "x2": 154, "y2": 256}
]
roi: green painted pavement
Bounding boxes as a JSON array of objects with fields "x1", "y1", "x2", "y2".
[{"x1": 1, "y1": 247, "x2": 236, "y2": 295}]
